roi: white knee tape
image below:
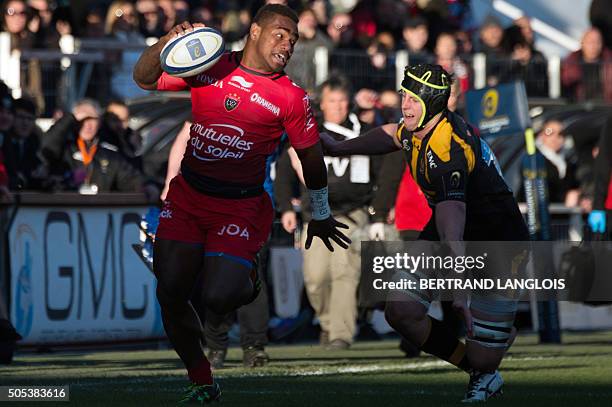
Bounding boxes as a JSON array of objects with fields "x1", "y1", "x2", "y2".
[
  {"x1": 391, "y1": 270, "x2": 431, "y2": 308},
  {"x1": 469, "y1": 317, "x2": 513, "y2": 348}
]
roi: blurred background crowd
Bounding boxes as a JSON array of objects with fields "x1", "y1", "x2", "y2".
[
  {"x1": 1, "y1": 0, "x2": 611, "y2": 111},
  {"x1": 1, "y1": 0, "x2": 610, "y2": 203}
]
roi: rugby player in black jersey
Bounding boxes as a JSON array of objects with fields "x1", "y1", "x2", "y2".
[{"x1": 320, "y1": 64, "x2": 529, "y2": 402}]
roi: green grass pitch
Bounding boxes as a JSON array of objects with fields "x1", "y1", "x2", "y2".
[{"x1": 1, "y1": 332, "x2": 612, "y2": 406}]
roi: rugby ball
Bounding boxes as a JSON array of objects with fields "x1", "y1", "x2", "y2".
[{"x1": 160, "y1": 27, "x2": 225, "y2": 78}]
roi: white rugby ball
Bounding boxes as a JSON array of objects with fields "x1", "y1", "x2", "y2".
[{"x1": 160, "y1": 27, "x2": 225, "y2": 78}]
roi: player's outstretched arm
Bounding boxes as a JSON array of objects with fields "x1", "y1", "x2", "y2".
[
  {"x1": 133, "y1": 22, "x2": 204, "y2": 90},
  {"x1": 294, "y1": 142, "x2": 352, "y2": 251},
  {"x1": 320, "y1": 123, "x2": 401, "y2": 157}
]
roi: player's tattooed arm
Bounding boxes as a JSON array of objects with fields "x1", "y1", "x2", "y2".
[
  {"x1": 320, "y1": 123, "x2": 401, "y2": 157},
  {"x1": 133, "y1": 21, "x2": 204, "y2": 90}
]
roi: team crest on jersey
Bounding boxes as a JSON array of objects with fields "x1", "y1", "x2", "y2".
[
  {"x1": 224, "y1": 93, "x2": 240, "y2": 111},
  {"x1": 450, "y1": 171, "x2": 461, "y2": 188}
]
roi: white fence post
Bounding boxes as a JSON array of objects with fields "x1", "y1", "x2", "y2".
[
  {"x1": 59, "y1": 34, "x2": 74, "y2": 69},
  {"x1": 547, "y1": 55, "x2": 561, "y2": 99},
  {"x1": 0, "y1": 32, "x2": 10, "y2": 83},
  {"x1": 395, "y1": 50, "x2": 408, "y2": 90},
  {"x1": 473, "y1": 52, "x2": 486, "y2": 90},
  {"x1": 59, "y1": 34, "x2": 76, "y2": 108},
  {"x1": 0, "y1": 32, "x2": 21, "y2": 98},
  {"x1": 314, "y1": 46, "x2": 328, "y2": 86}
]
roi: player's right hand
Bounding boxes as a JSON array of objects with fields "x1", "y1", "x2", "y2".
[
  {"x1": 305, "y1": 216, "x2": 351, "y2": 251},
  {"x1": 588, "y1": 210, "x2": 606, "y2": 234},
  {"x1": 161, "y1": 21, "x2": 206, "y2": 44}
]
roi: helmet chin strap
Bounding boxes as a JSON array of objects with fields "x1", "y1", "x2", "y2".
[
  {"x1": 414, "y1": 108, "x2": 428, "y2": 132},
  {"x1": 413, "y1": 110, "x2": 445, "y2": 133}
]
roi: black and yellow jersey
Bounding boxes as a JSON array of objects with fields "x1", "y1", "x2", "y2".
[{"x1": 396, "y1": 111, "x2": 512, "y2": 208}]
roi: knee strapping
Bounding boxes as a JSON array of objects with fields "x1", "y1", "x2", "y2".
[
  {"x1": 392, "y1": 270, "x2": 431, "y2": 308},
  {"x1": 469, "y1": 317, "x2": 513, "y2": 348}
]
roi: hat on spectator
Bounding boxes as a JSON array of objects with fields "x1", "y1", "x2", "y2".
[
  {"x1": 0, "y1": 93, "x2": 13, "y2": 112},
  {"x1": 12, "y1": 97, "x2": 36, "y2": 116},
  {"x1": 403, "y1": 15, "x2": 427, "y2": 29},
  {"x1": 0, "y1": 81, "x2": 12, "y2": 108},
  {"x1": 481, "y1": 14, "x2": 503, "y2": 29}
]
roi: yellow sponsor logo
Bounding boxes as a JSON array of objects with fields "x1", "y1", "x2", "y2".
[{"x1": 481, "y1": 89, "x2": 499, "y2": 118}]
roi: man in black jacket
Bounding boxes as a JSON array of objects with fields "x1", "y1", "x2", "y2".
[
  {"x1": 517, "y1": 119, "x2": 581, "y2": 205},
  {"x1": 40, "y1": 98, "x2": 154, "y2": 195},
  {"x1": 588, "y1": 112, "x2": 612, "y2": 237},
  {"x1": 0, "y1": 84, "x2": 14, "y2": 150},
  {"x1": 275, "y1": 76, "x2": 381, "y2": 350},
  {"x1": 2, "y1": 97, "x2": 45, "y2": 191}
]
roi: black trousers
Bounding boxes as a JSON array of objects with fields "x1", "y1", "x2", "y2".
[{"x1": 200, "y1": 242, "x2": 270, "y2": 351}]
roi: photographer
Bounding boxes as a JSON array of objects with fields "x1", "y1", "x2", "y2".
[{"x1": 40, "y1": 98, "x2": 156, "y2": 196}]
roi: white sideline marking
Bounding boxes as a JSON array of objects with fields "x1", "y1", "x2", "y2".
[{"x1": 71, "y1": 355, "x2": 560, "y2": 389}]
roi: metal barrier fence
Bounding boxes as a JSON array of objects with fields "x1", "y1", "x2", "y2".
[
  {"x1": 518, "y1": 203, "x2": 586, "y2": 242},
  {"x1": 1, "y1": 33, "x2": 610, "y2": 117},
  {"x1": 0, "y1": 193, "x2": 593, "y2": 344}
]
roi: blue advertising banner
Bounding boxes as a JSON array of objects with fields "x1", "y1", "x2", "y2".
[
  {"x1": 9, "y1": 206, "x2": 165, "y2": 345},
  {"x1": 465, "y1": 82, "x2": 531, "y2": 139}
]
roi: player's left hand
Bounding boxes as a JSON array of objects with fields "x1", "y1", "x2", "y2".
[
  {"x1": 305, "y1": 216, "x2": 351, "y2": 251},
  {"x1": 453, "y1": 298, "x2": 473, "y2": 338}
]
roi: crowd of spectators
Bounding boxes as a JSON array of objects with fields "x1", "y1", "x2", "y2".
[
  {"x1": 0, "y1": 1, "x2": 608, "y2": 203},
  {"x1": 0, "y1": 1, "x2": 608, "y2": 210},
  {"x1": 0, "y1": 80, "x2": 157, "y2": 198},
  {"x1": 1, "y1": 0, "x2": 611, "y2": 116}
]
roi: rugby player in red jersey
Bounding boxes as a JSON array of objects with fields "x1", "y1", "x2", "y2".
[{"x1": 133, "y1": 4, "x2": 350, "y2": 404}]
